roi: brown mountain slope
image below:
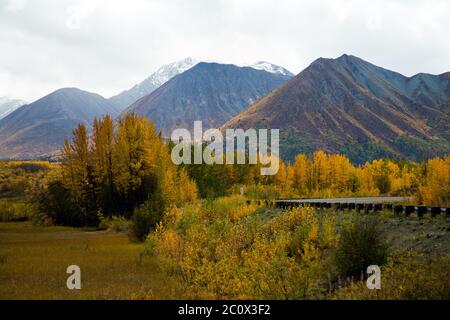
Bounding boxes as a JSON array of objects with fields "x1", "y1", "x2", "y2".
[
  {"x1": 0, "y1": 88, "x2": 120, "y2": 160},
  {"x1": 223, "y1": 55, "x2": 450, "y2": 163}
]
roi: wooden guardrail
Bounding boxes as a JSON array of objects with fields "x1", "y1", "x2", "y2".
[
  {"x1": 245, "y1": 198, "x2": 449, "y2": 218},
  {"x1": 271, "y1": 199, "x2": 449, "y2": 218}
]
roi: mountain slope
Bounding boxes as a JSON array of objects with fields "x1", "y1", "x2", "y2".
[
  {"x1": 124, "y1": 62, "x2": 293, "y2": 135},
  {"x1": 108, "y1": 57, "x2": 199, "y2": 110},
  {"x1": 0, "y1": 88, "x2": 120, "y2": 160},
  {"x1": 223, "y1": 54, "x2": 450, "y2": 162},
  {"x1": 0, "y1": 97, "x2": 27, "y2": 120}
]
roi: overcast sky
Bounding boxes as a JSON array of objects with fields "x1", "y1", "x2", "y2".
[{"x1": 1, "y1": 0, "x2": 449, "y2": 102}]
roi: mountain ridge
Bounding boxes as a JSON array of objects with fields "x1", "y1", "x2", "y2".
[
  {"x1": 0, "y1": 88, "x2": 120, "y2": 160},
  {"x1": 1, "y1": 55, "x2": 448, "y2": 162},
  {"x1": 223, "y1": 54, "x2": 450, "y2": 163},
  {"x1": 109, "y1": 57, "x2": 294, "y2": 111},
  {"x1": 108, "y1": 57, "x2": 199, "y2": 110},
  {"x1": 123, "y1": 61, "x2": 293, "y2": 135}
]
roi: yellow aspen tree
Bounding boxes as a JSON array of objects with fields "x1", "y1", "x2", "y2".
[
  {"x1": 312, "y1": 150, "x2": 329, "y2": 193},
  {"x1": 419, "y1": 157, "x2": 450, "y2": 206},
  {"x1": 293, "y1": 154, "x2": 311, "y2": 196},
  {"x1": 91, "y1": 115, "x2": 115, "y2": 214},
  {"x1": 113, "y1": 113, "x2": 149, "y2": 195}
]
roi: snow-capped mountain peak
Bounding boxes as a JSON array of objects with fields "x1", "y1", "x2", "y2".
[
  {"x1": 0, "y1": 97, "x2": 27, "y2": 120},
  {"x1": 108, "y1": 57, "x2": 200, "y2": 109},
  {"x1": 108, "y1": 57, "x2": 292, "y2": 110},
  {"x1": 247, "y1": 61, "x2": 294, "y2": 76},
  {"x1": 140, "y1": 57, "x2": 199, "y2": 89}
]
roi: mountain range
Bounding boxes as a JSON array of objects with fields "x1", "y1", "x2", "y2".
[
  {"x1": 0, "y1": 55, "x2": 449, "y2": 162},
  {"x1": 223, "y1": 54, "x2": 450, "y2": 162},
  {"x1": 0, "y1": 59, "x2": 293, "y2": 159},
  {"x1": 124, "y1": 62, "x2": 293, "y2": 135}
]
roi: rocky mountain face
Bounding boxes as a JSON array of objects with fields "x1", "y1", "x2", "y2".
[
  {"x1": 123, "y1": 62, "x2": 293, "y2": 136},
  {"x1": 0, "y1": 88, "x2": 120, "y2": 160},
  {"x1": 223, "y1": 54, "x2": 450, "y2": 163}
]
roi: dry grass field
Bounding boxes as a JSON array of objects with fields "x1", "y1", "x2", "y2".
[
  {"x1": 0, "y1": 222, "x2": 177, "y2": 300},
  {"x1": 1, "y1": 208, "x2": 449, "y2": 300}
]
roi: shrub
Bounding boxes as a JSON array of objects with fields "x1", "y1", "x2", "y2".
[
  {"x1": 0, "y1": 199, "x2": 37, "y2": 222},
  {"x1": 98, "y1": 215, "x2": 130, "y2": 232},
  {"x1": 145, "y1": 201, "x2": 336, "y2": 299},
  {"x1": 129, "y1": 197, "x2": 166, "y2": 242},
  {"x1": 333, "y1": 253, "x2": 450, "y2": 300},
  {"x1": 335, "y1": 215, "x2": 389, "y2": 280},
  {"x1": 129, "y1": 205, "x2": 152, "y2": 242},
  {"x1": 35, "y1": 180, "x2": 84, "y2": 227}
]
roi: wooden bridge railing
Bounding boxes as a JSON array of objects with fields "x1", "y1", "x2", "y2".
[{"x1": 245, "y1": 198, "x2": 449, "y2": 218}]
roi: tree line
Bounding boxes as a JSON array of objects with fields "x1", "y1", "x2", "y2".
[
  {"x1": 36, "y1": 113, "x2": 197, "y2": 233},
  {"x1": 183, "y1": 149, "x2": 449, "y2": 206},
  {"x1": 35, "y1": 113, "x2": 449, "y2": 233}
]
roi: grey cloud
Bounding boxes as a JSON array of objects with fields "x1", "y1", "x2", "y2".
[{"x1": 0, "y1": 0, "x2": 449, "y2": 102}]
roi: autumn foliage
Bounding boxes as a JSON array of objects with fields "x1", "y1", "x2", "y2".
[
  {"x1": 37, "y1": 113, "x2": 197, "y2": 232},
  {"x1": 144, "y1": 195, "x2": 449, "y2": 299},
  {"x1": 188, "y1": 150, "x2": 448, "y2": 206}
]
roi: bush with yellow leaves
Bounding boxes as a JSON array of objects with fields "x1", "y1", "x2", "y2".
[
  {"x1": 332, "y1": 252, "x2": 450, "y2": 300},
  {"x1": 143, "y1": 196, "x2": 448, "y2": 299},
  {"x1": 144, "y1": 198, "x2": 342, "y2": 299}
]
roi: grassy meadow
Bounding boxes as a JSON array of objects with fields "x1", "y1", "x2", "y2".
[
  {"x1": 0, "y1": 222, "x2": 178, "y2": 300},
  {"x1": 1, "y1": 203, "x2": 448, "y2": 300}
]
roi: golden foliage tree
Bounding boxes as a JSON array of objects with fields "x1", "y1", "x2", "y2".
[{"x1": 58, "y1": 113, "x2": 197, "y2": 228}]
